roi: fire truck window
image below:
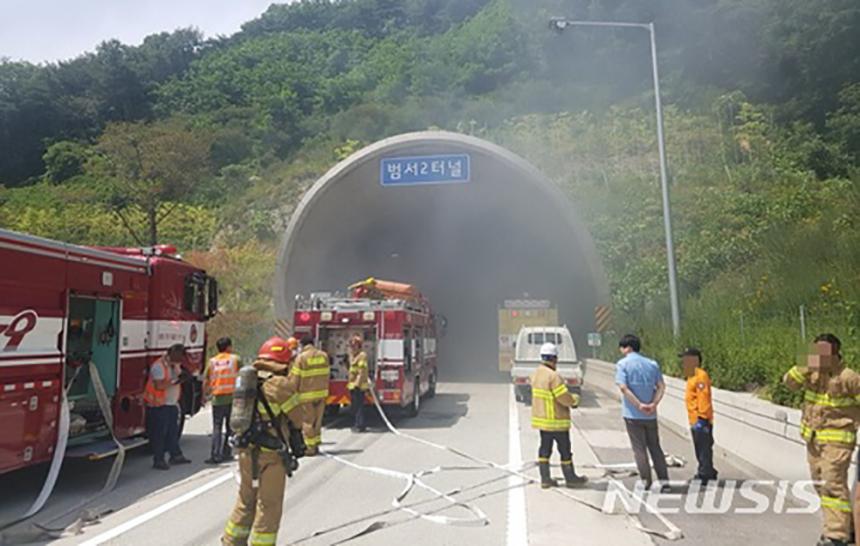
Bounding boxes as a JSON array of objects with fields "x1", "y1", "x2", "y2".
[
  {"x1": 403, "y1": 329, "x2": 412, "y2": 371},
  {"x1": 207, "y1": 277, "x2": 219, "y2": 318},
  {"x1": 184, "y1": 274, "x2": 205, "y2": 315},
  {"x1": 414, "y1": 331, "x2": 423, "y2": 365}
]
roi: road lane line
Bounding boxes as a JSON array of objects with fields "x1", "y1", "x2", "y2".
[
  {"x1": 78, "y1": 471, "x2": 233, "y2": 546},
  {"x1": 507, "y1": 385, "x2": 528, "y2": 546}
]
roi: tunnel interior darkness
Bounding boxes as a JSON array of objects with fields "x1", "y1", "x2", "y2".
[{"x1": 276, "y1": 133, "x2": 608, "y2": 381}]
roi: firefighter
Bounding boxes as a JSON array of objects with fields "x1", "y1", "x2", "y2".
[
  {"x1": 347, "y1": 335, "x2": 370, "y2": 433},
  {"x1": 531, "y1": 342, "x2": 587, "y2": 489},
  {"x1": 204, "y1": 337, "x2": 241, "y2": 464},
  {"x1": 293, "y1": 335, "x2": 330, "y2": 455},
  {"x1": 222, "y1": 336, "x2": 306, "y2": 546},
  {"x1": 784, "y1": 333, "x2": 860, "y2": 546}
]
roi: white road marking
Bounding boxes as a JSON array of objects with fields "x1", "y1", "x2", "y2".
[
  {"x1": 507, "y1": 385, "x2": 528, "y2": 546},
  {"x1": 78, "y1": 471, "x2": 233, "y2": 546}
]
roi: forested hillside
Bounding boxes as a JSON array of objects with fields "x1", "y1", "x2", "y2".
[{"x1": 1, "y1": 0, "x2": 858, "y2": 403}]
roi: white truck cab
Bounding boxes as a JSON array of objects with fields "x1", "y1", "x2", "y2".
[{"x1": 511, "y1": 325, "x2": 583, "y2": 406}]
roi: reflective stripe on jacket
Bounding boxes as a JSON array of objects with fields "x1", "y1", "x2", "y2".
[
  {"x1": 530, "y1": 362, "x2": 575, "y2": 431},
  {"x1": 208, "y1": 353, "x2": 240, "y2": 396},
  {"x1": 783, "y1": 365, "x2": 860, "y2": 446},
  {"x1": 294, "y1": 346, "x2": 330, "y2": 403},
  {"x1": 347, "y1": 351, "x2": 370, "y2": 391},
  {"x1": 143, "y1": 358, "x2": 169, "y2": 407}
]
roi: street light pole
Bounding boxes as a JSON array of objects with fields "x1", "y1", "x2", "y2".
[
  {"x1": 647, "y1": 22, "x2": 681, "y2": 338},
  {"x1": 549, "y1": 18, "x2": 682, "y2": 337}
]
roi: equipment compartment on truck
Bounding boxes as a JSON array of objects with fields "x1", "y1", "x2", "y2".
[{"x1": 318, "y1": 326, "x2": 377, "y2": 391}]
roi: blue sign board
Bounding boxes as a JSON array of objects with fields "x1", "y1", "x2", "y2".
[{"x1": 380, "y1": 154, "x2": 470, "y2": 186}]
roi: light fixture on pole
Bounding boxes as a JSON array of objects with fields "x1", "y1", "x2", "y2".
[{"x1": 548, "y1": 17, "x2": 681, "y2": 338}]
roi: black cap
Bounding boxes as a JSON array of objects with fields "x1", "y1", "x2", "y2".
[{"x1": 678, "y1": 347, "x2": 702, "y2": 359}]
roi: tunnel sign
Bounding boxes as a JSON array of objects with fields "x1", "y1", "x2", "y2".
[{"x1": 380, "y1": 154, "x2": 470, "y2": 186}]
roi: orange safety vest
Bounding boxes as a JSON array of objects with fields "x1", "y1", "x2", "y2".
[
  {"x1": 208, "y1": 353, "x2": 240, "y2": 396},
  {"x1": 143, "y1": 358, "x2": 170, "y2": 407}
]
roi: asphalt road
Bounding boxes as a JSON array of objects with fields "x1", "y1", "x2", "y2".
[{"x1": 0, "y1": 380, "x2": 825, "y2": 546}]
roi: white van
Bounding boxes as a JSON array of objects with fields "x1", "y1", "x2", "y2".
[{"x1": 511, "y1": 325, "x2": 583, "y2": 406}]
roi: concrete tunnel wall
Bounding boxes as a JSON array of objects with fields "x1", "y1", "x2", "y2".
[{"x1": 275, "y1": 131, "x2": 610, "y2": 380}]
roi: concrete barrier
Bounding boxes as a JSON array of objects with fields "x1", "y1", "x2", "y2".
[{"x1": 584, "y1": 358, "x2": 858, "y2": 481}]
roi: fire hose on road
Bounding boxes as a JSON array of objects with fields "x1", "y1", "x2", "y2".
[{"x1": 289, "y1": 386, "x2": 683, "y2": 544}]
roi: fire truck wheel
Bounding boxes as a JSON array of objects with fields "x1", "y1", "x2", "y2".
[{"x1": 405, "y1": 379, "x2": 420, "y2": 418}]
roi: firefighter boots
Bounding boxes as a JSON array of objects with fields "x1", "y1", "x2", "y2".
[
  {"x1": 538, "y1": 461, "x2": 557, "y2": 489},
  {"x1": 816, "y1": 538, "x2": 848, "y2": 546},
  {"x1": 561, "y1": 460, "x2": 588, "y2": 488},
  {"x1": 222, "y1": 449, "x2": 287, "y2": 546}
]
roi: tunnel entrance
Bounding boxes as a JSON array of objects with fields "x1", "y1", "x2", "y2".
[{"x1": 275, "y1": 132, "x2": 609, "y2": 381}]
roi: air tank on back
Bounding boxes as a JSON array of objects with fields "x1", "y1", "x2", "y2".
[{"x1": 229, "y1": 365, "x2": 258, "y2": 437}]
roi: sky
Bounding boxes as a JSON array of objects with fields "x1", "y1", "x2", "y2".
[{"x1": 0, "y1": 0, "x2": 289, "y2": 63}]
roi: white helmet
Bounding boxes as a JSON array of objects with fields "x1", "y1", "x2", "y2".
[{"x1": 540, "y1": 342, "x2": 558, "y2": 359}]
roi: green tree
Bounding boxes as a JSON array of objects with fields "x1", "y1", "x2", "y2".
[
  {"x1": 827, "y1": 83, "x2": 860, "y2": 164},
  {"x1": 42, "y1": 141, "x2": 92, "y2": 182},
  {"x1": 90, "y1": 117, "x2": 213, "y2": 245}
]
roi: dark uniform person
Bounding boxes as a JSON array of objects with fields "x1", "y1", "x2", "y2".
[
  {"x1": 531, "y1": 342, "x2": 587, "y2": 489},
  {"x1": 222, "y1": 337, "x2": 306, "y2": 546},
  {"x1": 784, "y1": 334, "x2": 860, "y2": 546}
]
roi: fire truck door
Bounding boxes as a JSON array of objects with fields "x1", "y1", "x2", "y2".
[{"x1": 65, "y1": 297, "x2": 120, "y2": 402}]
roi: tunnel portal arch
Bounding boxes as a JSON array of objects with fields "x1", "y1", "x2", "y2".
[{"x1": 275, "y1": 131, "x2": 609, "y2": 379}]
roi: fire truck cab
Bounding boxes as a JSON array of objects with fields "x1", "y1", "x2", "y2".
[
  {"x1": 0, "y1": 229, "x2": 217, "y2": 475},
  {"x1": 293, "y1": 280, "x2": 438, "y2": 416}
]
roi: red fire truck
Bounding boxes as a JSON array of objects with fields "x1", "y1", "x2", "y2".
[
  {"x1": 292, "y1": 279, "x2": 438, "y2": 416},
  {"x1": 0, "y1": 228, "x2": 217, "y2": 475}
]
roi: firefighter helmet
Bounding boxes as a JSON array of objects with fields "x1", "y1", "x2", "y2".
[
  {"x1": 540, "y1": 343, "x2": 558, "y2": 359},
  {"x1": 258, "y1": 336, "x2": 292, "y2": 363},
  {"x1": 286, "y1": 337, "x2": 299, "y2": 351}
]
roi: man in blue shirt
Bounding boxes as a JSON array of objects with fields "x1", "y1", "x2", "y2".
[{"x1": 615, "y1": 334, "x2": 670, "y2": 491}]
